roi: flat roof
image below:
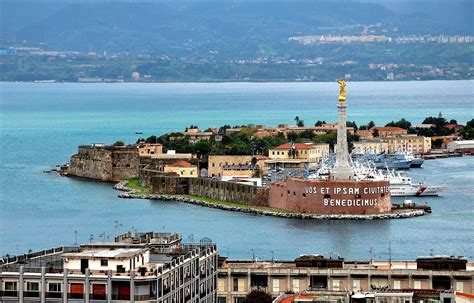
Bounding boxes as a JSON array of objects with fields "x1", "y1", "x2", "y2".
[{"x1": 63, "y1": 248, "x2": 146, "y2": 259}]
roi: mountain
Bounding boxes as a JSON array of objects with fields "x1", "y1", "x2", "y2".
[{"x1": 1, "y1": 0, "x2": 472, "y2": 58}]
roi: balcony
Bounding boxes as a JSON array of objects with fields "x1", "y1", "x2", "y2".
[
  {"x1": 112, "y1": 293, "x2": 130, "y2": 300},
  {"x1": 46, "y1": 292, "x2": 62, "y2": 298},
  {"x1": 0, "y1": 290, "x2": 18, "y2": 297},
  {"x1": 24, "y1": 291, "x2": 40, "y2": 298},
  {"x1": 68, "y1": 292, "x2": 84, "y2": 299}
]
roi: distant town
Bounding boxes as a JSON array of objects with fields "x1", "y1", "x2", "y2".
[{"x1": 1, "y1": 35, "x2": 473, "y2": 82}]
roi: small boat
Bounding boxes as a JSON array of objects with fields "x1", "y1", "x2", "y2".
[{"x1": 135, "y1": 131, "x2": 143, "y2": 135}]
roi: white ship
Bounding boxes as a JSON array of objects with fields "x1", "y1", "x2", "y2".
[
  {"x1": 307, "y1": 161, "x2": 443, "y2": 197},
  {"x1": 385, "y1": 169, "x2": 443, "y2": 197}
]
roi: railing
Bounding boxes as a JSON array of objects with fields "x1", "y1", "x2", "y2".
[
  {"x1": 0, "y1": 290, "x2": 18, "y2": 297},
  {"x1": 112, "y1": 294, "x2": 130, "y2": 300},
  {"x1": 46, "y1": 292, "x2": 62, "y2": 298},
  {"x1": 68, "y1": 292, "x2": 84, "y2": 299},
  {"x1": 90, "y1": 293, "x2": 107, "y2": 300},
  {"x1": 135, "y1": 294, "x2": 157, "y2": 300},
  {"x1": 24, "y1": 291, "x2": 40, "y2": 297}
]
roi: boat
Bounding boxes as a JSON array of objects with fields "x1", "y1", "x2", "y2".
[
  {"x1": 394, "y1": 151, "x2": 424, "y2": 168},
  {"x1": 385, "y1": 169, "x2": 443, "y2": 196}
]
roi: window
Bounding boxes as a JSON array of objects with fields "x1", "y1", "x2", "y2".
[
  {"x1": 49, "y1": 283, "x2": 62, "y2": 292},
  {"x1": 101, "y1": 260, "x2": 108, "y2": 267},
  {"x1": 233, "y1": 278, "x2": 238, "y2": 292},
  {"x1": 26, "y1": 282, "x2": 39, "y2": 292},
  {"x1": 5, "y1": 281, "x2": 17, "y2": 291}
]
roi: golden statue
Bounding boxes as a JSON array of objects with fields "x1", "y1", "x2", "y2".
[{"x1": 337, "y1": 79, "x2": 346, "y2": 102}]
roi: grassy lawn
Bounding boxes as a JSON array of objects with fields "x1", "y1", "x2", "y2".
[
  {"x1": 182, "y1": 194, "x2": 297, "y2": 214},
  {"x1": 124, "y1": 178, "x2": 150, "y2": 195}
]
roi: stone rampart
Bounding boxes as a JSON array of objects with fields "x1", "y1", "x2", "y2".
[{"x1": 68, "y1": 145, "x2": 139, "y2": 182}]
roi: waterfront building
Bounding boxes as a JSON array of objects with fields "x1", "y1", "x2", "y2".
[
  {"x1": 218, "y1": 255, "x2": 473, "y2": 303},
  {"x1": 352, "y1": 140, "x2": 389, "y2": 154},
  {"x1": 370, "y1": 127, "x2": 408, "y2": 138},
  {"x1": 0, "y1": 231, "x2": 218, "y2": 303},
  {"x1": 163, "y1": 160, "x2": 198, "y2": 177},
  {"x1": 266, "y1": 143, "x2": 329, "y2": 168},
  {"x1": 208, "y1": 155, "x2": 266, "y2": 178},
  {"x1": 386, "y1": 136, "x2": 431, "y2": 154},
  {"x1": 447, "y1": 140, "x2": 474, "y2": 154}
]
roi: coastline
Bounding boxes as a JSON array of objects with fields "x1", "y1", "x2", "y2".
[{"x1": 113, "y1": 181, "x2": 426, "y2": 221}]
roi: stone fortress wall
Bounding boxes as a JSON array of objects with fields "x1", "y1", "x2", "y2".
[{"x1": 67, "y1": 145, "x2": 139, "y2": 182}]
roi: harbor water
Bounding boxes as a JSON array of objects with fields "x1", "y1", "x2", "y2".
[{"x1": 1, "y1": 81, "x2": 473, "y2": 260}]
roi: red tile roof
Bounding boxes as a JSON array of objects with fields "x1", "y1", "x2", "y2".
[
  {"x1": 168, "y1": 160, "x2": 193, "y2": 167},
  {"x1": 444, "y1": 124, "x2": 464, "y2": 129},
  {"x1": 274, "y1": 143, "x2": 315, "y2": 150}
]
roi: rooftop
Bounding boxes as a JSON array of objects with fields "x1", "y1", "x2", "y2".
[
  {"x1": 273, "y1": 143, "x2": 320, "y2": 150},
  {"x1": 168, "y1": 160, "x2": 193, "y2": 167},
  {"x1": 62, "y1": 248, "x2": 146, "y2": 259}
]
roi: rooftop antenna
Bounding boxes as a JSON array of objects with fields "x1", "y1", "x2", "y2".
[
  {"x1": 89, "y1": 234, "x2": 94, "y2": 243},
  {"x1": 369, "y1": 247, "x2": 373, "y2": 263},
  {"x1": 114, "y1": 221, "x2": 122, "y2": 237},
  {"x1": 74, "y1": 230, "x2": 78, "y2": 246},
  {"x1": 252, "y1": 249, "x2": 256, "y2": 263},
  {"x1": 388, "y1": 241, "x2": 392, "y2": 268},
  {"x1": 271, "y1": 250, "x2": 275, "y2": 264},
  {"x1": 430, "y1": 248, "x2": 434, "y2": 256}
]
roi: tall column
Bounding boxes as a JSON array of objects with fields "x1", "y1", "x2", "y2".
[
  {"x1": 41, "y1": 267, "x2": 46, "y2": 303},
  {"x1": 130, "y1": 270, "x2": 135, "y2": 303},
  {"x1": 107, "y1": 270, "x2": 112, "y2": 303},
  {"x1": 19, "y1": 266, "x2": 24, "y2": 303},
  {"x1": 332, "y1": 101, "x2": 353, "y2": 180},
  {"x1": 85, "y1": 268, "x2": 90, "y2": 303},
  {"x1": 62, "y1": 268, "x2": 68, "y2": 303}
]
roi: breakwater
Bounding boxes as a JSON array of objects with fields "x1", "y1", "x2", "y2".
[{"x1": 114, "y1": 182, "x2": 426, "y2": 220}]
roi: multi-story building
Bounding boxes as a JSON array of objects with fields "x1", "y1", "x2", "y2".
[
  {"x1": 0, "y1": 231, "x2": 218, "y2": 303},
  {"x1": 353, "y1": 140, "x2": 389, "y2": 154},
  {"x1": 386, "y1": 135, "x2": 431, "y2": 154},
  {"x1": 266, "y1": 143, "x2": 330, "y2": 168},
  {"x1": 207, "y1": 155, "x2": 266, "y2": 178},
  {"x1": 218, "y1": 255, "x2": 473, "y2": 303}
]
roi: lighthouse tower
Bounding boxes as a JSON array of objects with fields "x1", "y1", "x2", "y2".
[{"x1": 332, "y1": 80, "x2": 354, "y2": 180}]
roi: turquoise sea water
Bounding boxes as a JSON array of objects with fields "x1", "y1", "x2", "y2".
[{"x1": 1, "y1": 81, "x2": 473, "y2": 260}]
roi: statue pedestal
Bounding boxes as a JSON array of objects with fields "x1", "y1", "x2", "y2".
[{"x1": 332, "y1": 101, "x2": 354, "y2": 180}]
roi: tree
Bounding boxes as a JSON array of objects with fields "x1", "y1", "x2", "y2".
[
  {"x1": 244, "y1": 289, "x2": 272, "y2": 303},
  {"x1": 297, "y1": 120, "x2": 305, "y2": 127},
  {"x1": 287, "y1": 131, "x2": 298, "y2": 142},
  {"x1": 449, "y1": 119, "x2": 458, "y2": 124},
  {"x1": 459, "y1": 126, "x2": 474, "y2": 140},
  {"x1": 466, "y1": 119, "x2": 474, "y2": 128},
  {"x1": 294, "y1": 116, "x2": 300, "y2": 126},
  {"x1": 112, "y1": 140, "x2": 125, "y2": 146},
  {"x1": 385, "y1": 118, "x2": 412, "y2": 130},
  {"x1": 347, "y1": 121, "x2": 358, "y2": 131},
  {"x1": 315, "y1": 120, "x2": 326, "y2": 126},
  {"x1": 368, "y1": 121, "x2": 375, "y2": 129},
  {"x1": 194, "y1": 140, "x2": 212, "y2": 158}
]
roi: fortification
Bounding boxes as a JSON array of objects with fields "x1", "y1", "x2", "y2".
[{"x1": 67, "y1": 145, "x2": 139, "y2": 182}]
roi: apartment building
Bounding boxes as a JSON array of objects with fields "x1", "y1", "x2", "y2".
[
  {"x1": 218, "y1": 255, "x2": 472, "y2": 303},
  {"x1": 386, "y1": 135, "x2": 432, "y2": 154},
  {"x1": 0, "y1": 232, "x2": 218, "y2": 303}
]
